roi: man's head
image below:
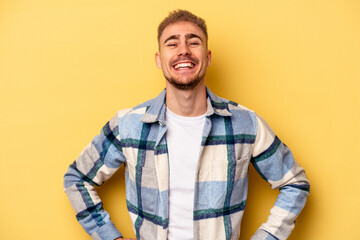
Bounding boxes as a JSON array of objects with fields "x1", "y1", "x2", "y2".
[
  {"x1": 155, "y1": 10, "x2": 211, "y2": 91},
  {"x1": 157, "y1": 9, "x2": 208, "y2": 48}
]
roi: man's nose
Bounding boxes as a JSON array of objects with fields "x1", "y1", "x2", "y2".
[{"x1": 178, "y1": 43, "x2": 190, "y2": 56}]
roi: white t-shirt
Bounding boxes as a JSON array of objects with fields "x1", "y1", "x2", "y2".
[{"x1": 165, "y1": 108, "x2": 206, "y2": 240}]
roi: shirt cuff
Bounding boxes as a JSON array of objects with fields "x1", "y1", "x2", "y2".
[
  {"x1": 90, "y1": 222, "x2": 122, "y2": 240},
  {"x1": 251, "y1": 229, "x2": 279, "y2": 240}
]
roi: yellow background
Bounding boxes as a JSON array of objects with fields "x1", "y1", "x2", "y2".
[{"x1": 1, "y1": 0, "x2": 359, "y2": 239}]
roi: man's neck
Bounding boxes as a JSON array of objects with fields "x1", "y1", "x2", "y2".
[{"x1": 165, "y1": 81, "x2": 207, "y2": 117}]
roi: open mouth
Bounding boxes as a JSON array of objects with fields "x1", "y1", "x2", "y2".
[{"x1": 173, "y1": 62, "x2": 195, "y2": 70}]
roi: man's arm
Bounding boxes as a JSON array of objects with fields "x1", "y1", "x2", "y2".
[
  {"x1": 250, "y1": 114, "x2": 310, "y2": 240},
  {"x1": 63, "y1": 112, "x2": 125, "y2": 239}
]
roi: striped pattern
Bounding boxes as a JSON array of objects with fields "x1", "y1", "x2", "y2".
[{"x1": 64, "y1": 88, "x2": 310, "y2": 240}]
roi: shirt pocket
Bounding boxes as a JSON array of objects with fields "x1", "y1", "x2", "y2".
[
  {"x1": 234, "y1": 154, "x2": 251, "y2": 179},
  {"x1": 199, "y1": 154, "x2": 250, "y2": 182}
]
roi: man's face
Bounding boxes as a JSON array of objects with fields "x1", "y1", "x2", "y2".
[{"x1": 155, "y1": 21, "x2": 211, "y2": 90}]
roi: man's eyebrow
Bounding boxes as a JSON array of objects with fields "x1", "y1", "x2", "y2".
[
  {"x1": 163, "y1": 35, "x2": 180, "y2": 45},
  {"x1": 185, "y1": 33, "x2": 203, "y2": 42},
  {"x1": 163, "y1": 33, "x2": 203, "y2": 45}
]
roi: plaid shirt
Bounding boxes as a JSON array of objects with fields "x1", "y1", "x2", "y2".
[{"x1": 64, "y1": 87, "x2": 310, "y2": 240}]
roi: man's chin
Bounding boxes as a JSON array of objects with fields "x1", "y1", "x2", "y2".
[
  {"x1": 167, "y1": 79, "x2": 201, "y2": 91},
  {"x1": 166, "y1": 77, "x2": 203, "y2": 91}
]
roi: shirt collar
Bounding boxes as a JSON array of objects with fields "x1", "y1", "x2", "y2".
[{"x1": 141, "y1": 87, "x2": 232, "y2": 124}]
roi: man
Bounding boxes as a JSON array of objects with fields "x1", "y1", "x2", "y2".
[{"x1": 64, "y1": 9, "x2": 310, "y2": 240}]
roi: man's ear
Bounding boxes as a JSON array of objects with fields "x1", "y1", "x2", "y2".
[
  {"x1": 207, "y1": 50, "x2": 212, "y2": 66},
  {"x1": 155, "y1": 52, "x2": 162, "y2": 69}
]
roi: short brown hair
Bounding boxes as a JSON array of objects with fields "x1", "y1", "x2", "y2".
[{"x1": 157, "y1": 9, "x2": 208, "y2": 45}]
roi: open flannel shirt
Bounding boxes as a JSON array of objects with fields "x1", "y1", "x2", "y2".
[{"x1": 64, "y1": 87, "x2": 310, "y2": 240}]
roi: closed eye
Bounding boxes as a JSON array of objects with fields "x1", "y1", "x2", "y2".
[{"x1": 166, "y1": 43, "x2": 177, "y2": 47}]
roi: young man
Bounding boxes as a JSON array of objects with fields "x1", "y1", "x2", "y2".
[{"x1": 64, "y1": 10, "x2": 310, "y2": 240}]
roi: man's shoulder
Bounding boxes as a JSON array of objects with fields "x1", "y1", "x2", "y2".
[
  {"x1": 215, "y1": 95, "x2": 254, "y2": 115},
  {"x1": 212, "y1": 95, "x2": 259, "y2": 130},
  {"x1": 114, "y1": 96, "x2": 160, "y2": 119},
  {"x1": 206, "y1": 88, "x2": 254, "y2": 115}
]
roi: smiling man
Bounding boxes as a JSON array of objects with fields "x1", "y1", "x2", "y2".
[
  {"x1": 64, "y1": 10, "x2": 310, "y2": 240},
  {"x1": 156, "y1": 21, "x2": 210, "y2": 92}
]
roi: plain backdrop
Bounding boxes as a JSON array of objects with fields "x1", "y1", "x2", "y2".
[{"x1": 1, "y1": 0, "x2": 359, "y2": 239}]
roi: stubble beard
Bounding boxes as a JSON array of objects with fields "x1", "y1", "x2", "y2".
[{"x1": 165, "y1": 72, "x2": 206, "y2": 91}]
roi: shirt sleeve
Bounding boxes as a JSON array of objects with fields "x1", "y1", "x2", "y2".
[
  {"x1": 250, "y1": 114, "x2": 310, "y2": 240},
  {"x1": 63, "y1": 112, "x2": 126, "y2": 240}
]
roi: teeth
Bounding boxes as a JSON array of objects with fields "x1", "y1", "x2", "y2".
[{"x1": 174, "y1": 62, "x2": 194, "y2": 69}]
